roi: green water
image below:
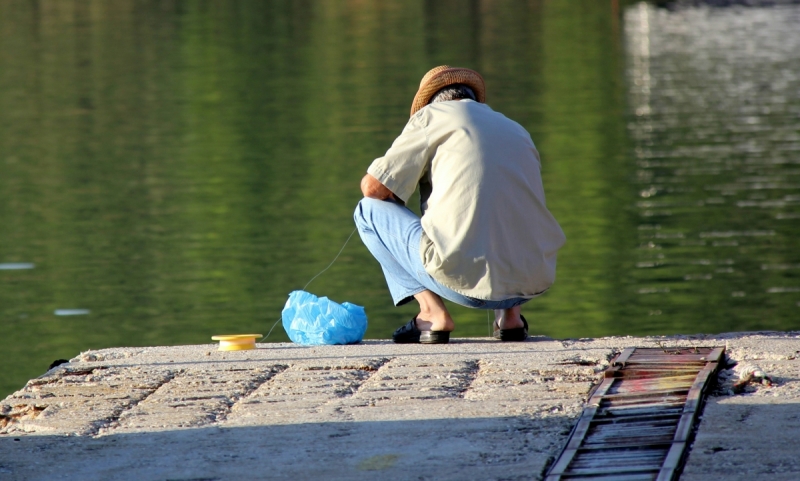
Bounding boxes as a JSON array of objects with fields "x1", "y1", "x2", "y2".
[{"x1": 2, "y1": 1, "x2": 799, "y2": 398}]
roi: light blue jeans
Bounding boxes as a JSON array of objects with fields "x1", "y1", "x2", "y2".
[{"x1": 354, "y1": 197, "x2": 531, "y2": 309}]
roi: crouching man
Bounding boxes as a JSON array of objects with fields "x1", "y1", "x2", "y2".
[{"x1": 354, "y1": 66, "x2": 566, "y2": 344}]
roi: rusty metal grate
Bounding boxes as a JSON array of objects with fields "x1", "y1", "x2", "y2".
[{"x1": 545, "y1": 347, "x2": 725, "y2": 481}]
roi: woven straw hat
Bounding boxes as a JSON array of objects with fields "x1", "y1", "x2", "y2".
[{"x1": 410, "y1": 65, "x2": 486, "y2": 117}]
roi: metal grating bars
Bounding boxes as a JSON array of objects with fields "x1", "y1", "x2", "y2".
[{"x1": 545, "y1": 347, "x2": 725, "y2": 481}]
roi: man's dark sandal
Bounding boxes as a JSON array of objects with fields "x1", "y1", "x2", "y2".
[
  {"x1": 392, "y1": 318, "x2": 450, "y2": 344},
  {"x1": 493, "y1": 315, "x2": 529, "y2": 342}
]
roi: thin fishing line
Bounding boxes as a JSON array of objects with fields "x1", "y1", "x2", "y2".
[
  {"x1": 262, "y1": 315, "x2": 283, "y2": 341},
  {"x1": 301, "y1": 227, "x2": 358, "y2": 291},
  {"x1": 261, "y1": 227, "x2": 359, "y2": 342}
]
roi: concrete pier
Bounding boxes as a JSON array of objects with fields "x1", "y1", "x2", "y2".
[{"x1": 2, "y1": 333, "x2": 799, "y2": 480}]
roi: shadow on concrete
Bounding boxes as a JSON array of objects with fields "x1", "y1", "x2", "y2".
[{"x1": 0, "y1": 414, "x2": 575, "y2": 481}]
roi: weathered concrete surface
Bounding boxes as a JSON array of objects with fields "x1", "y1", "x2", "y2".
[
  {"x1": 681, "y1": 336, "x2": 800, "y2": 481},
  {"x1": 1, "y1": 333, "x2": 798, "y2": 480}
]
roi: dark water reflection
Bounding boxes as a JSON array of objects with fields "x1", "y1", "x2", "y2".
[{"x1": 1, "y1": 1, "x2": 798, "y2": 397}]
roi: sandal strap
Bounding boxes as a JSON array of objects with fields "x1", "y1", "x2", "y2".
[
  {"x1": 397, "y1": 318, "x2": 420, "y2": 335},
  {"x1": 393, "y1": 317, "x2": 422, "y2": 343}
]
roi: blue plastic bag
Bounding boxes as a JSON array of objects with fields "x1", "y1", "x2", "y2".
[{"x1": 281, "y1": 290, "x2": 368, "y2": 345}]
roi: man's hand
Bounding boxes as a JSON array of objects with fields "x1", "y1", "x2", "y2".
[{"x1": 361, "y1": 174, "x2": 397, "y2": 201}]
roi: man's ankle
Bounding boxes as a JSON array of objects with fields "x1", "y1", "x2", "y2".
[
  {"x1": 495, "y1": 308, "x2": 524, "y2": 329},
  {"x1": 415, "y1": 315, "x2": 455, "y2": 332}
]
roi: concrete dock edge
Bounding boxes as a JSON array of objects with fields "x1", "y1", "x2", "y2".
[{"x1": 2, "y1": 332, "x2": 799, "y2": 480}]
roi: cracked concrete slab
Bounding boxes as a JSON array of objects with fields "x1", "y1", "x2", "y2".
[
  {"x1": 682, "y1": 336, "x2": 800, "y2": 481},
  {"x1": 1, "y1": 333, "x2": 799, "y2": 480}
]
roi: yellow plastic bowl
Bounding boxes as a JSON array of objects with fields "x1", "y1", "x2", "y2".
[{"x1": 211, "y1": 334, "x2": 262, "y2": 351}]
